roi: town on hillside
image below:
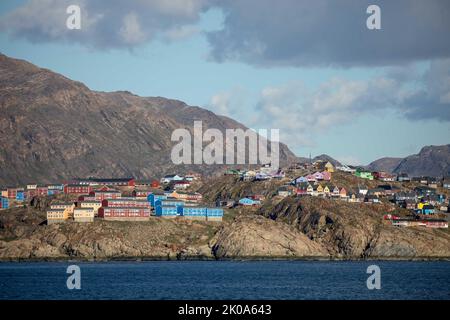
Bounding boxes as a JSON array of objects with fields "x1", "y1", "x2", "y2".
[{"x1": 0, "y1": 159, "x2": 449, "y2": 228}]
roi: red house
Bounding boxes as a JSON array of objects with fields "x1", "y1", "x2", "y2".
[
  {"x1": 7, "y1": 188, "x2": 17, "y2": 199},
  {"x1": 64, "y1": 184, "x2": 93, "y2": 194},
  {"x1": 102, "y1": 198, "x2": 150, "y2": 208},
  {"x1": 90, "y1": 190, "x2": 122, "y2": 201},
  {"x1": 36, "y1": 186, "x2": 49, "y2": 196},
  {"x1": 98, "y1": 207, "x2": 150, "y2": 220},
  {"x1": 151, "y1": 180, "x2": 160, "y2": 188},
  {"x1": 132, "y1": 189, "x2": 153, "y2": 198}
]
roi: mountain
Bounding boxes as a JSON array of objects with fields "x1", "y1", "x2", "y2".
[
  {"x1": 366, "y1": 145, "x2": 450, "y2": 176},
  {"x1": 392, "y1": 145, "x2": 450, "y2": 177},
  {"x1": 0, "y1": 53, "x2": 296, "y2": 185},
  {"x1": 312, "y1": 154, "x2": 342, "y2": 167},
  {"x1": 366, "y1": 157, "x2": 403, "y2": 173},
  {"x1": 296, "y1": 154, "x2": 342, "y2": 166}
]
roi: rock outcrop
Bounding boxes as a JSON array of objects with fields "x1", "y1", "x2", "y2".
[
  {"x1": 258, "y1": 196, "x2": 450, "y2": 259},
  {"x1": 212, "y1": 215, "x2": 328, "y2": 258}
]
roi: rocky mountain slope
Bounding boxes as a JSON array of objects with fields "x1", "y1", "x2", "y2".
[
  {"x1": 393, "y1": 145, "x2": 450, "y2": 177},
  {"x1": 366, "y1": 145, "x2": 450, "y2": 176},
  {"x1": 366, "y1": 157, "x2": 403, "y2": 173},
  {"x1": 0, "y1": 53, "x2": 296, "y2": 185}
]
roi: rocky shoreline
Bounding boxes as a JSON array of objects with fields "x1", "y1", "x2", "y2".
[{"x1": 1, "y1": 196, "x2": 449, "y2": 262}]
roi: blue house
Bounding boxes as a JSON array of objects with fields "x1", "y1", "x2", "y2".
[
  {"x1": 155, "y1": 199, "x2": 184, "y2": 208},
  {"x1": 147, "y1": 193, "x2": 167, "y2": 207},
  {"x1": 238, "y1": 197, "x2": 261, "y2": 206},
  {"x1": 179, "y1": 206, "x2": 207, "y2": 218},
  {"x1": 292, "y1": 176, "x2": 308, "y2": 185},
  {"x1": 0, "y1": 197, "x2": 9, "y2": 209},
  {"x1": 422, "y1": 205, "x2": 435, "y2": 215},
  {"x1": 16, "y1": 190, "x2": 25, "y2": 202},
  {"x1": 206, "y1": 208, "x2": 223, "y2": 217},
  {"x1": 155, "y1": 206, "x2": 179, "y2": 217}
]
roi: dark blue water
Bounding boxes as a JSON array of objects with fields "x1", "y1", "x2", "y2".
[{"x1": 0, "y1": 261, "x2": 449, "y2": 300}]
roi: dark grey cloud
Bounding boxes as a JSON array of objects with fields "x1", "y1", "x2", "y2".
[
  {"x1": 209, "y1": 59, "x2": 450, "y2": 150},
  {"x1": 3, "y1": 0, "x2": 450, "y2": 67},
  {"x1": 207, "y1": 0, "x2": 450, "y2": 67}
]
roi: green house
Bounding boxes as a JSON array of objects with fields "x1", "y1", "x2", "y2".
[{"x1": 355, "y1": 169, "x2": 374, "y2": 180}]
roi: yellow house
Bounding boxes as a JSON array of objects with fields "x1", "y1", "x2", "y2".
[
  {"x1": 316, "y1": 184, "x2": 324, "y2": 194},
  {"x1": 46, "y1": 209, "x2": 68, "y2": 224},
  {"x1": 80, "y1": 201, "x2": 102, "y2": 216},
  {"x1": 1, "y1": 190, "x2": 7, "y2": 197},
  {"x1": 323, "y1": 185, "x2": 331, "y2": 194},
  {"x1": 417, "y1": 202, "x2": 429, "y2": 210},
  {"x1": 50, "y1": 202, "x2": 75, "y2": 218},
  {"x1": 325, "y1": 162, "x2": 335, "y2": 173},
  {"x1": 73, "y1": 207, "x2": 95, "y2": 222}
]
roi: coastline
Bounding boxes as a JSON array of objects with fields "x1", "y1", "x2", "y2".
[{"x1": 1, "y1": 255, "x2": 450, "y2": 263}]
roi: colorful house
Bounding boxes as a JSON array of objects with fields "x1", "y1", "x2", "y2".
[
  {"x1": 80, "y1": 200, "x2": 102, "y2": 217},
  {"x1": 331, "y1": 186, "x2": 340, "y2": 197},
  {"x1": 73, "y1": 207, "x2": 95, "y2": 222},
  {"x1": 355, "y1": 169, "x2": 374, "y2": 180},
  {"x1": 98, "y1": 207, "x2": 150, "y2": 220},
  {"x1": 16, "y1": 190, "x2": 25, "y2": 202},
  {"x1": 206, "y1": 208, "x2": 224, "y2": 221},
  {"x1": 147, "y1": 193, "x2": 168, "y2": 206},
  {"x1": 321, "y1": 171, "x2": 331, "y2": 181},
  {"x1": 292, "y1": 176, "x2": 308, "y2": 185},
  {"x1": 0, "y1": 197, "x2": 9, "y2": 209},
  {"x1": 90, "y1": 190, "x2": 122, "y2": 201},
  {"x1": 325, "y1": 162, "x2": 335, "y2": 173},
  {"x1": 238, "y1": 198, "x2": 261, "y2": 206},
  {"x1": 160, "y1": 174, "x2": 184, "y2": 184},
  {"x1": 296, "y1": 184, "x2": 308, "y2": 195},
  {"x1": 155, "y1": 206, "x2": 179, "y2": 218},
  {"x1": 339, "y1": 187, "x2": 348, "y2": 198},
  {"x1": 155, "y1": 199, "x2": 184, "y2": 208},
  {"x1": 46, "y1": 209, "x2": 68, "y2": 224},
  {"x1": 313, "y1": 172, "x2": 324, "y2": 181},
  {"x1": 64, "y1": 184, "x2": 93, "y2": 195}
]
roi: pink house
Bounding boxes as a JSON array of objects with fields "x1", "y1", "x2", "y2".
[
  {"x1": 339, "y1": 187, "x2": 348, "y2": 198},
  {"x1": 313, "y1": 172, "x2": 324, "y2": 180},
  {"x1": 306, "y1": 174, "x2": 316, "y2": 182},
  {"x1": 321, "y1": 171, "x2": 331, "y2": 181}
]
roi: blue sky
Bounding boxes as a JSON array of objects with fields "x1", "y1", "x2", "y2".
[{"x1": 0, "y1": 0, "x2": 449, "y2": 165}]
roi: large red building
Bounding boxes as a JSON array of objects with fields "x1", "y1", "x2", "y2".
[
  {"x1": 102, "y1": 198, "x2": 150, "y2": 208},
  {"x1": 64, "y1": 184, "x2": 93, "y2": 194},
  {"x1": 98, "y1": 207, "x2": 150, "y2": 220},
  {"x1": 90, "y1": 190, "x2": 122, "y2": 201},
  {"x1": 74, "y1": 178, "x2": 135, "y2": 187}
]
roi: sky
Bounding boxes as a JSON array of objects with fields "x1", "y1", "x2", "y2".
[{"x1": 0, "y1": 0, "x2": 449, "y2": 165}]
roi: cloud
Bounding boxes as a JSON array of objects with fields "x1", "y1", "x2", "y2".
[
  {"x1": 3, "y1": 0, "x2": 449, "y2": 67},
  {"x1": 207, "y1": 0, "x2": 450, "y2": 67},
  {"x1": 0, "y1": 0, "x2": 209, "y2": 49},
  {"x1": 214, "y1": 60, "x2": 450, "y2": 149},
  {"x1": 208, "y1": 86, "x2": 249, "y2": 118}
]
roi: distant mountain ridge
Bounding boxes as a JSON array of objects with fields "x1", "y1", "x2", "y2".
[
  {"x1": 0, "y1": 53, "x2": 297, "y2": 185},
  {"x1": 367, "y1": 145, "x2": 450, "y2": 177},
  {"x1": 366, "y1": 157, "x2": 403, "y2": 173}
]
